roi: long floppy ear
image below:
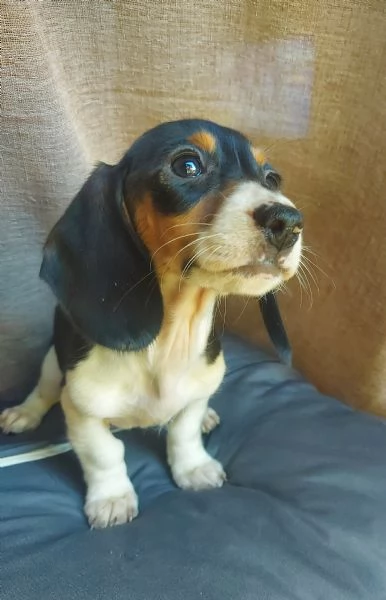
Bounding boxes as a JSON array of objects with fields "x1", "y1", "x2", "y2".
[{"x1": 40, "y1": 163, "x2": 163, "y2": 351}]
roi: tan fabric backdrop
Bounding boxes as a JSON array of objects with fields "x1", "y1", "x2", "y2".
[{"x1": 1, "y1": 0, "x2": 386, "y2": 413}]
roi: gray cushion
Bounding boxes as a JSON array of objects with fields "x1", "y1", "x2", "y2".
[{"x1": 1, "y1": 335, "x2": 385, "y2": 600}]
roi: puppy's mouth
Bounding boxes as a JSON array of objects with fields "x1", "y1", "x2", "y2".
[
  {"x1": 196, "y1": 261, "x2": 281, "y2": 281},
  {"x1": 192, "y1": 249, "x2": 296, "y2": 279},
  {"x1": 230, "y1": 261, "x2": 281, "y2": 278}
]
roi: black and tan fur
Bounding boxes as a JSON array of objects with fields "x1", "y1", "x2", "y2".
[{"x1": 0, "y1": 119, "x2": 303, "y2": 528}]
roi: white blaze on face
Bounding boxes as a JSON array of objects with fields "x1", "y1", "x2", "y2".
[{"x1": 191, "y1": 181, "x2": 302, "y2": 297}]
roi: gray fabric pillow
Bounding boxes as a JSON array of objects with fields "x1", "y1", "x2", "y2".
[{"x1": 1, "y1": 334, "x2": 385, "y2": 600}]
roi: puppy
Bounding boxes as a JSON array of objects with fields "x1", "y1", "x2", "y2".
[{"x1": 0, "y1": 119, "x2": 303, "y2": 528}]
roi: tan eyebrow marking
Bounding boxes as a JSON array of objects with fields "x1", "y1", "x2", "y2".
[
  {"x1": 188, "y1": 131, "x2": 216, "y2": 153},
  {"x1": 252, "y1": 148, "x2": 266, "y2": 166}
]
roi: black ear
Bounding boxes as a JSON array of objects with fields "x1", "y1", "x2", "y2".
[{"x1": 40, "y1": 163, "x2": 163, "y2": 351}]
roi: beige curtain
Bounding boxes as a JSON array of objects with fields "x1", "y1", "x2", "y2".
[{"x1": 1, "y1": 0, "x2": 385, "y2": 413}]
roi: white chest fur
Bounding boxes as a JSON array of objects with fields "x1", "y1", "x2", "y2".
[{"x1": 66, "y1": 283, "x2": 225, "y2": 428}]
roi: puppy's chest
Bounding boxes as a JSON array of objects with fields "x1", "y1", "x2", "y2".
[{"x1": 68, "y1": 335, "x2": 223, "y2": 428}]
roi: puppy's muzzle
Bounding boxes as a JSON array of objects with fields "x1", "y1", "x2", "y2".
[{"x1": 254, "y1": 204, "x2": 304, "y2": 251}]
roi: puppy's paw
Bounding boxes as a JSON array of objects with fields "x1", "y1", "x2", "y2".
[
  {"x1": 173, "y1": 457, "x2": 226, "y2": 491},
  {"x1": 85, "y1": 489, "x2": 139, "y2": 529},
  {"x1": 0, "y1": 406, "x2": 42, "y2": 434},
  {"x1": 201, "y1": 407, "x2": 220, "y2": 434}
]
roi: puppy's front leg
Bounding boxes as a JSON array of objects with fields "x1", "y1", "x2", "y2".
[
  {"x1": 61, "y1": 389, "x2": 138, "y2": 528},
  {"x1": 167, "y1": 398, "x2": 226, "y2": 491}
]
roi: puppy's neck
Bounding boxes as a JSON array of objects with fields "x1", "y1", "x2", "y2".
[{"x1": 155, "y1": 273, "x2": 217, "y2": 364}]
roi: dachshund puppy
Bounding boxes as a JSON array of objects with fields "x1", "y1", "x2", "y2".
[{"x1": 0, "y1": 119, "x2": 303, "y2": 528}]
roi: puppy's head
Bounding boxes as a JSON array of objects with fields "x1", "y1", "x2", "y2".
[
  {"x1": 126, "y1": 119, "x2": 303, "y2": 297},
  {"x1": 41, "y1": 119, "x2": 303, "y2": 351}
]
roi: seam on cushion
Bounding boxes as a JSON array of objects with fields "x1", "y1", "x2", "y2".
[
  {"x1": 0, "y1": 428, "x2": 124, "y2": 468},
  {"x1": 0, "y1": 441, "x2": 73, "y2": 467}
]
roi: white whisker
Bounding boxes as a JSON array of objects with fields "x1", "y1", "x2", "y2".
[
  {"x1": 113, "y1": 270, "x2": 156, "y2": 312},
  {"x1": 160, "y1": 233, "x2": 224, "y2": 276},
  {"x1": 221, "y1": 296, "x2": 228, "y2": 336},
  {"x1": 300, "y1": 259, "x2": 320, "y2": 293},
  {"x1": 296, "y1": 269, "x2": 306, "y2": 308},
  {"x1": 180, "y1": 244, "x2": 222, "y2": 285},
  {"x1": 233, "y1": 296, "x2": 251, "y2": 325},
  {"x1": 298, "y1": 264, "x2": 313, "y2": 309},
  {"x1": 151, "y1": 232, "x2": 201, "y2": 261},
  {"x1": 301, "y1": 253, "x2": 336, "y2": 289},
  {"x1": 162, "y1": 220, "x2": 215, "y2": 235}
]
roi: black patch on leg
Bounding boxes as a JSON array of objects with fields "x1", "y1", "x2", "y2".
[{"x1": 205, "y1": 325, "x2": 221, "y2": 364}]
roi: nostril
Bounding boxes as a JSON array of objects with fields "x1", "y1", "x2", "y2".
[
  {"x1": 267, "y1": 218, "x2": 286, "y2": 235},
  {"x1": 253, "y1": 205, "x2": 272, "y2": 229}
]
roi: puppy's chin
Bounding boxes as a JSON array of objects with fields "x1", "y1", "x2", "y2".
[
  {"x1": 186, "y1": 265, "x2": 282, "y2": 297},
  {"x1": 185, "y1": 237, "x2": 301, "y2": 297}
]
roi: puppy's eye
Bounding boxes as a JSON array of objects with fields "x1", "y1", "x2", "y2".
[
  {"x1": 263, "y1": 165, "x2": 281, "y2": 191},
  {"x1": 172, "y1": 155, "x2": 202, "y2": 178}
]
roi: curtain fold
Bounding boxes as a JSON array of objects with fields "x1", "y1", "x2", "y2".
[{"x1": 1, "y1": 0, "x2": 385, "y2": 412}]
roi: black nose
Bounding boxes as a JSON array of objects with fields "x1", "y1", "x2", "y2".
[{"x1": 253, "y1": 204, "x2": 303, "y2": 251}]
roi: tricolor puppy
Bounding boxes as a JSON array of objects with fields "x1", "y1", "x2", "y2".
[{"x1": 0, "y1": 119, "x2": 303, "y2": 528}]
